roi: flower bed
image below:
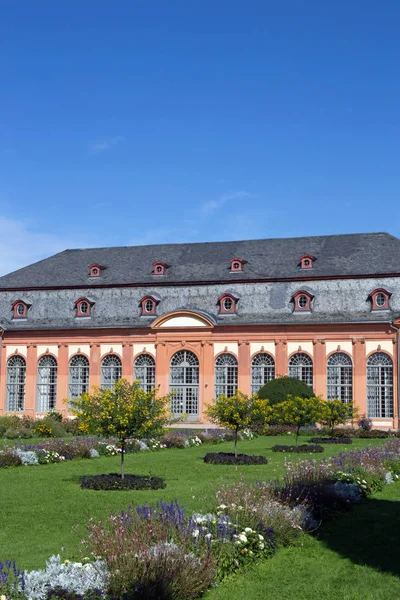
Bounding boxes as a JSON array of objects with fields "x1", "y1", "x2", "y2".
[
  {"x1": 310, "y1": 437, "x2": 352, "y2": 444},
  {"x1": 80, "y1": 473, "x2": 166, "y2": 491},
  {"x1": 0, "y1": 429, "x2": 235, "y2": 470},
  {"x1": 271, "y1": 444, "x2": 324, "y2": 453},
  {"x1": 2, "y1": 439, "x2": 400, "y2": 600},
  {"x1": 203, "y1": 452, "x2": 267, "y2": 465}
]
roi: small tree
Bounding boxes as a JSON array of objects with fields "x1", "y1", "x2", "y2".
[
  {"x1": 69, "y1": 379, "x2": 172, "y2": 479},
  {"x1": 257, "y1": 376, "x2": 314, "y2": 405},
  {"x1": 205, "y1": 392, "x2": 272, "y2": 457},
  {"x1": 320, "y1": 400, "x2": 358, "y2": 434},
  {"x1": 273, "y1": 396, "x2": 325, "y2": 444}
]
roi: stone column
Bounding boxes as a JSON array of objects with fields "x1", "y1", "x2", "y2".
[
  {"x1": 352, "y1": 338, "x2": 366, "y2": 417},
  {"x1": 238, "y1": 340, "x2": 251, "y2": 395},
  {"x1": 274, "y1": 339, "x2": 288, "y2": 377}
]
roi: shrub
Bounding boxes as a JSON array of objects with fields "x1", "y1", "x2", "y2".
[
  {"x1": 0, "y1": 415, "x2": 21, "y2": 436},
  {"x1": 35, "y1": 417, "x2": 69, "y2": 438},
  {"x1": 196, "y1": 430, "x2": 227, "y2": 444},
  {"x1": 310, "y1": 437, "x2": 352, "y2": 444},
  {"x1": 204, "y1": 452, "x2": 267, "y2": 465},
  {"x1": 216, "y1": 479, "x2": 309, "y2": 546},
  {"x1": 24, "y1": 555, "x2": 108, "y2": 600},
  {"x1": 160, "y1": 431, "x2": 187, "y2": 448},
  {"x1": 14, "y1": 449, "x2": 39, "y2": 465},
  {"x1": 4, "y1": 427, "x2": 33, "y2": 439},
  {"x1": 46, "y1": 409, "x2": 64, "y2": 422},
  {"x1": 263, "y1": 424, "x2": 297, "y2": 436},
  {"x1": 330, "y1": 428, "x2": 358, "y2": 438},
  {"x1": 45, "y1": 588, "x2": 104, "y2": 599},
  {"x1": 272, "y1": 444, "x2": 324, "y2": 453},
  {"x1": 358, "y1": 416, "x2": 373, "y2": 431},
  {"x1": 0, "y1": 451, "x2": 23, "y2": 468},
  {"x1": 357, "y1": 429, "x2": 390, "y2": 439},
  {"x1": 257, "y1": 376, "x2": 314, "y2": 405},
  {"x1": 279, "y1": 481, "x2": 351, "y2": 520},
  {"x1": 85, "y1": 501, "x2": 217, "y2": 598},
  {"x1": 80, "y1": 473, "x2": 166, "y2": 490}
]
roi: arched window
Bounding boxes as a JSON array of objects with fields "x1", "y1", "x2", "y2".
[
  {"x1": 37, "y1": 355, "x2": 58, "y2": 412},
  {"x1": 170, "y1": 350, "x2": 199, "y2": 419},
  {"x1": 134, "y1": 354, "x2": 155, "y2": 392},
  {"x1": 327, "y1": 353, "x2": 353, "y2": 403},
  {"x1": 367, "y1": 353, "x2": 393, "y2": 418},
  {"x1": 215, "y1": 353, "x2": 238, "y2": 397},
  {"x1": 101, "y1": 355, "x2": 122, "y2": 390},
  {"x1": 6, "y1": 355, "x2": 26, "y2": 412},
  {"x1": 251, "y1": 353, "x2": 275, "y2": 395},
  {"x1": 288, "y1": 353, "x2": 313, "y2": 386},
  {"x1": 69, "y1": 355, "x2": 89, "y2": 400}
]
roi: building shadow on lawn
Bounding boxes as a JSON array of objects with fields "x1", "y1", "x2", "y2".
[{"x1": 317, "y1": 498, "x2": 400, "y2": 577}]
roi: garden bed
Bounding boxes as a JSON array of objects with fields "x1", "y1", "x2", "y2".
[
  {"x1": 80, "y1": 473, "x2": 166, "y2": 490},
  {"x1": 271, "y1": 444, "x2": 324, "y2": 453},
  {"x1": 203, "y1": 452, "x2": 267, "y2": 465}
]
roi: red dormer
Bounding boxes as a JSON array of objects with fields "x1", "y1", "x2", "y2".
[
  {"x1": 153, "y1": 262, "x2": 169, "y2": 275},
  {"x1": 292, "y1": 290, "x2": 314, "y2": 312},
  {"x1": 299, "y1": 254, "x2": 315, "y2": 269},
  {"x1": 369, "y1": 288, "x2": 391, "y2": 311},
  {"x1": 89, "y1": 264, "x2": 103, "y2": 277},
  {"x1": 140, "y1": 295, "x2": 159, "y2": 315},
  {"x1": 230, "y1": 257, "x2": 245, "y2": 272},
  {"x1": 12, "y1": 300, "x2": 29, "y2": 319},
  {"x1": 218, "y1": 293, "x2": 238, "y2": 314},
  {"x1": 74, "y1": 297, "x2": 94, "y2": 317}
]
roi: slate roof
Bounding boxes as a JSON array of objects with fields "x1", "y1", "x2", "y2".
[{"x1": 0, "y1": 232, "x2": 399, "y2": 290}]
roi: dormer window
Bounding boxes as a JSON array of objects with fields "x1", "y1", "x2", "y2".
[
  {"x1": 230, "y1": 257, "x2": 244, "y2": 272},
  {"x1": 300, "y1": 255, "x2": 315, "y2": 269},
  {"x1": 12, "y1": 300, "x2": 29, "y2": 319},
  {"x1": 292, "y1": 290, "x2": 313, "y2": 312},
  {"x1": 89, "y1": 264, "x2": 102, "y2": 277},
  {"x1": 153, "y1": 262, "x2": 169, "y2": 276},
  {"x1": 369, "y1": 288, "x2": 391, "y2": 311},
  {"x1": 218, "y1": 293, "x2": 238, "y2": 314},
  {"x1": 75, "y1": 298, "x2": 93, "y2": 317},
  {"x1": 140, "y1": 296, "x2": 158, "y2": 316}
]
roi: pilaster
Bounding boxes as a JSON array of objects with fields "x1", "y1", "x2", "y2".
[
  {"x1": 274, "y1": 339, "x2": 288, "y2": 377},
  {"x1": 57, "y1": 344, "x2": 69, "y2": 413},
  {"x1": 313, "y1": 339, "x2": 326, "y2": 397},
  {"x1": 25, "y1": 344, "x2": 37, "y2": 415},
  {"x1": 200, "y1": 340, "x2": 214, "y2": 421},
  {"x1": 122, "y1": 343, "x2": 133, "y2": 381},
  {"x1": 352, "y1": 338, "x2": 366, "y2": 417},
  {"x1": 89, "y1": 343, "x2": 101, "y2": 390},
  {"x1": 238, "y1": 340, "x2": 251, "y2": 395},
  {"x1": 155, "y1": 342, "x2": 169, "y2": 397}
]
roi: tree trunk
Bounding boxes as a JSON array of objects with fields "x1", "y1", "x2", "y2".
[
  {"x1": 296, "y1": 425, "x2": 300, "y2": 445},
  {"x1": 120, "y1": 438, "x2": 125, "y2": 480},
  {"x1": 234, "y1": 428, "x2": 238, "y2": 458}
]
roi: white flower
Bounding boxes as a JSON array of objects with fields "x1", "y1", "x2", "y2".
[
  {"x1": 238, "y1": 533, "x2": 248, "y2": 543},
  {"x1": 192, "y1": 529, "x2": 199, "y2": 538},
  {"x1": 205, "y1": 533, "x2": 212, "y2": 540},
  {"x1": 259, "y1": 542, "x2": 265, "y2": 549},
  {"x1": 244, "y1": 527, "x2": 253, "y2": 533},
  {"x1": 258, "y1": 534, "x2": 264, "y2": 541}
]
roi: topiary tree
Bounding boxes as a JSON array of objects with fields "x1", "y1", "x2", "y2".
[
  {"x1": 257, "y1": 376, "x2": 315, "y2": 405},
  {"x1": 69, "y1": 379, "x2": 172, "y2": 479},
  {"x1": 204, "y1": 392, "x2": 272, "y2": 457},
  {"x1": 320, "y1": 399, "x2": 358, "y2": 434},
  {"x1": 273, "y1": 396, "x2": 325, "y2": 444}
]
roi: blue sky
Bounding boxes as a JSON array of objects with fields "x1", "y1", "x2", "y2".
[{"x1": 1, "y1": 0, "x2": 400, "y2": 274}]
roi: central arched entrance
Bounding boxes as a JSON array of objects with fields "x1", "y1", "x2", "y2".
[{"x1": 170, "y1": 350, "x2": 199, "y2": 420}]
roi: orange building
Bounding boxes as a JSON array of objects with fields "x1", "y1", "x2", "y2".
[{"x1": 0, "y1": 232, "x2": 399, "y2": 428}]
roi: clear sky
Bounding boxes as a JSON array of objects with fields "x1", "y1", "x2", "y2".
[{"x1": 1, "y1": 1, "x2": 400, "y2": 275}]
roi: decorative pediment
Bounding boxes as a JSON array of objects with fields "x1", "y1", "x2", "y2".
[{"x1": 151, "y1": 310, "x2": 214, "y2": 329}]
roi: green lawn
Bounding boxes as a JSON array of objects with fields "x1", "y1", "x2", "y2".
[{"x1": 1, "y1": 435, "x2": 398, "y2": 600}]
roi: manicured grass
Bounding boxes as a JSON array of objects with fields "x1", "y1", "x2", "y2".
[
  {"x1": 206, "y1": 483, "x2": 400, "y2": 600},
  {"x1": 0, "y1": 435, "x2": 387, "y2": 570}
]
